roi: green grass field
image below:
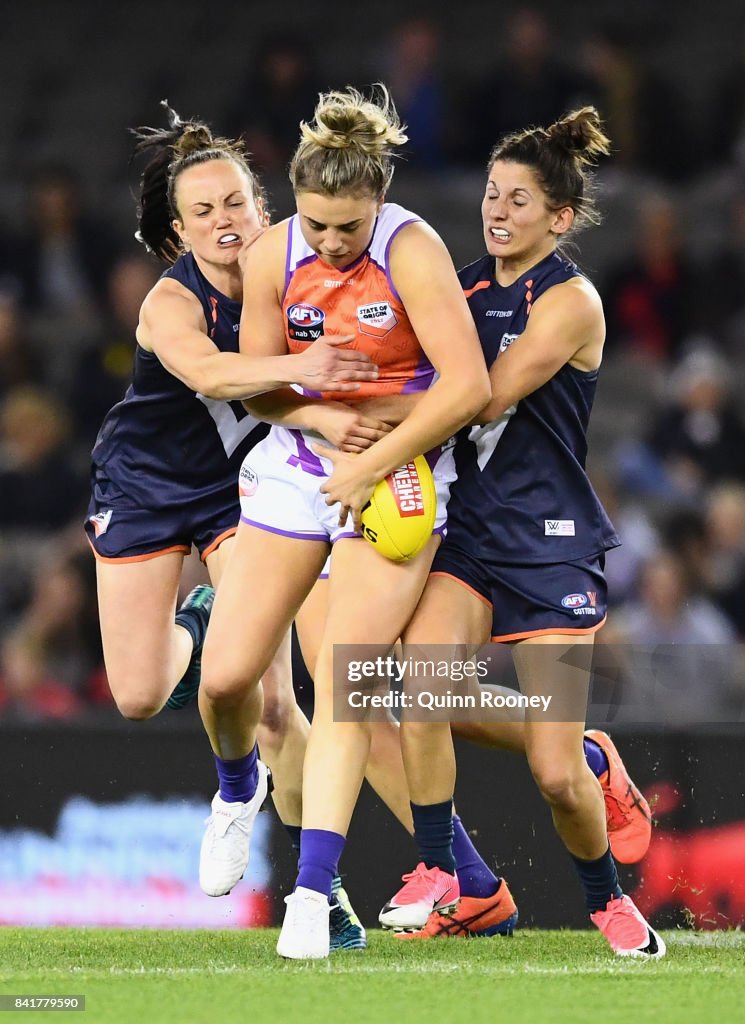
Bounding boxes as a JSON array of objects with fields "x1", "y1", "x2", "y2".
[{"x1": 1, "y1": 928, "x2": 743, "y2": 1024}]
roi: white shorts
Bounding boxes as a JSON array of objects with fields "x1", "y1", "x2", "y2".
[{"x1": 238, "y1": 425, "x2": 455, "y2": 552}]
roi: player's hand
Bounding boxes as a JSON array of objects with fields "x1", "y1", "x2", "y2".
[
  {"x1": 310, "y1": 402, "x2": 392, "y2": 452},
  {"x1": 312, "y1": 444, "x2": 378, "y2": 531},
  {"x1": 295, "y1": 336, "x2": 378, "y2": 393}
]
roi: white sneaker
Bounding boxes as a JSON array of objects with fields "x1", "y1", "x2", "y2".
[
  {"x1": 276, "y1": 886, "x2": 331, "y2": 960},
  {"x1": 199, "y1": 760, "x2": 270, "y2": 896}
]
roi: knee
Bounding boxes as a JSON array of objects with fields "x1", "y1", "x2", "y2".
[
  {"x1": 200, "y1": 664, "x2": 257, "y2": 708},
  {"x1": 529, "y1": 759, "x2": 583, "y2": 812},
  {"x1": 112, "y1": 688, "x2": 163, "y2": 721},
  {"x1": 400, "y1": 719, "x2": 450, "y2": 748}
]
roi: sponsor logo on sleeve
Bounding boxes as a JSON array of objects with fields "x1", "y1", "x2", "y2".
[
  {"x1": 287, "y1": 303, "x2": 325, "y2": 341},
  {"x1": 545, "y1": 519, "x2": 575, "y2": 536},
  {"x1": 357, "y1": 301, "x2": 398, "y2": 338},
  {"x1": 239, "y1": 465, "x2": 259, "y2": 498}
]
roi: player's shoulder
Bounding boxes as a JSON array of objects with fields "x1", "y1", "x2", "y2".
[
  {"x1": 243, "y1": 219, "x2": 291, "y2": 290},
  {"x1": 457, "y1": 254, "x2": 494, "y2": 290},
  {"x1": 544, "y1": 273, "x2": 602, "y2": 316}
]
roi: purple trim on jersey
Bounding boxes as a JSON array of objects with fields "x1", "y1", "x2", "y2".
[
  {"x1": 402, "y1": 354, "x2": 436, "y2": 394},
  {"x1": 286, "y1": 428, "x2": 326, "y2": 477},
  {"x1": 334, "y1": 530, "x2": 363, "y2": 541},
  {"x1": 384, "y1": 218, "x2": 419, "y2": 302},
  {"x1": 336, "y1": 249, "x2": 369, "y2": 274},
  {"x1": 240, "y1": 517, "x2": 329, "y2": 541},
  {"x1": 283, "y1": 218, "x2": 294, "y2": 300},
  {"x1": 424, "y1": 447, "x2": 441, "y2": 472}
]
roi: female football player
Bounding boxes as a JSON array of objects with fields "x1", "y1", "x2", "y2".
[
  {"x1": 196, "y1": 85, "x2": 491, "y2": 959},
  {"x1": 85, "y1": 105, "x2": 382, "y2": 948},
  {"x1": 389, "y1": 107, "x2": 665, "y2": 958}
]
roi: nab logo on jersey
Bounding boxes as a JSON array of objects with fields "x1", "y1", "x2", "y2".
[{"x1": 287, "y1": 303, "x2": 325, "y2": 341}]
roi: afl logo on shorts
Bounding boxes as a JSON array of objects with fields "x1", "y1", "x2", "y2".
[
  {"x1": 239, "y1": 464, "x2": 259, "y2": 498},
  {"x1": 287, "y1": 303, "x2": 325, "y2": 342},
  {"x1": 357, "y1": 301, "x2": 398, "y2": 339},
  {"x1": 561, "y1": 593, "x2": 587, "y2": 609}
]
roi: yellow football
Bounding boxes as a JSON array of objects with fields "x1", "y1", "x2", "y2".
[{"x1": 360, "y1": 454, "x2": 436, "y2": 562}]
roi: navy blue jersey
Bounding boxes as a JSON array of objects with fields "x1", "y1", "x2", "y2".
[
  {"x1": 446, "y1": 250, "x2": 620, "y2": 565},
  {"x1": 90, "y1": 252, "x2": 268, "y2": 508}
]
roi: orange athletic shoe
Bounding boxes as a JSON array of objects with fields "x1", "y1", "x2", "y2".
[
  {"x1": 590, "y1": 894, "x2": 666, "y2": 958},
  {"x1": 585, "y1": 729, "x2": 652, "y2": 864},
  {"x1": 397, "y1": 880, "x2": 518, "y2": 939},
  {"x1": 379, "y1": 863, "x2": 460, "y2": 931}
]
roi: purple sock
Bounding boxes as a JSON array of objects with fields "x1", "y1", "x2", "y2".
[
  {"x1": 584, "y1": 738, "x2": 610, "y2": 778},
  {"x1": 452, "y1": 814, "x2": 501, "y2": 898},
  {"x1": 214, "y1": 746, "x2": 258, "y2": 803},
  {"x1": 296, "y1": 829, "x2": 346, "y2": 900}
]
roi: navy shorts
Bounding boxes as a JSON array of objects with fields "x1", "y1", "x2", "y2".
[
  {"x1": 84, "y1": 466, "x2": 239, "y2": 563},
  {"x1": 430, "y1": 542, "x2": 608, "y2": 641}
]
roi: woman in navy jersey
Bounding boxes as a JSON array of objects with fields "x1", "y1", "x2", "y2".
[
  {"x1": 387, "y1": 107, "x2": 666, "y2": 959},
  {"x1": 84, "y1": 107, "x2": 381, "y2": 946}
]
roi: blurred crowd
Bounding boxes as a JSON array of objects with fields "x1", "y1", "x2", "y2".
[{"x1": 1, "y1": 6, "x2": 745, "y2": 722}]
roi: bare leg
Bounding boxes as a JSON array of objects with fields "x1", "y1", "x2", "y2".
[
  {"x1": 95, "y1": 552, "x2": 191, "y2": 719},
  {"x1": 256, "y1": 630, "x2": 309, "y2": 826},
  {"x1": 296, "y1": 576, "x2": 416, "y2": 833},
  {"x1": 399, "y1": 575, "x2": 492, "y2": 805},
  {"x1": 199, "y1": 524, "x2": 327, "y2": 760},
  {"x1": 514, "y1": 634, "x2": 607, "y2": 860},
  {"x1": 300, "y1": 536, "x2": 439, "y2": 836}
]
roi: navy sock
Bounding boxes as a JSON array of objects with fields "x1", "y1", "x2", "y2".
[
  {"x1": 214, "y1": 746, "x2": 258, "y2": 803},
  {"x1": 411, "y1": 800, "x2": 456, "y2": 875},
  {"x1": 583, "y1": 738, "x2": 609, "y2": 778},
  {"x1": 174, "y1": 604, "x2": 209, "y2": 654},
  {"x1": 570, "y1": 845, "x2": 623, "y2": 913},
  {"x1": 296, "y1": 828, "x2": 346, "y2": 899},
  {"x1": 452, "y1": 815, "x2": 501, "y2": 898}
]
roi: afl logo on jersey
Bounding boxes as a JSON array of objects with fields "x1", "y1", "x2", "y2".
[
  {"x1": 561, "y1": 593, "x2": 588, "y2": 609},
  {"x1": 287, "y1": 303, "x2": 325, "y2": 341},
  {"x1": 357, "y1": 301, "x2": 398, "y2": 339}
]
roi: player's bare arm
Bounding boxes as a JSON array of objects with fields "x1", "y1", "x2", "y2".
[
  {"x1": 472, "y1": 277, "x2": 605, "y2": 425},
  {"x1": 317, "y1": 223, "x2": 490, "y2": 506}
]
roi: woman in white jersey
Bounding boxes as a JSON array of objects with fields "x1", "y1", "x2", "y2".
[{"x1": 196, "y1": 85, "x2": 491, "y2": 960}]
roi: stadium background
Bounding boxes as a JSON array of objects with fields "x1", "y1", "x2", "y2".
[{"x1": 0, "y1": 0, "x2": 744, "y2": 932}]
